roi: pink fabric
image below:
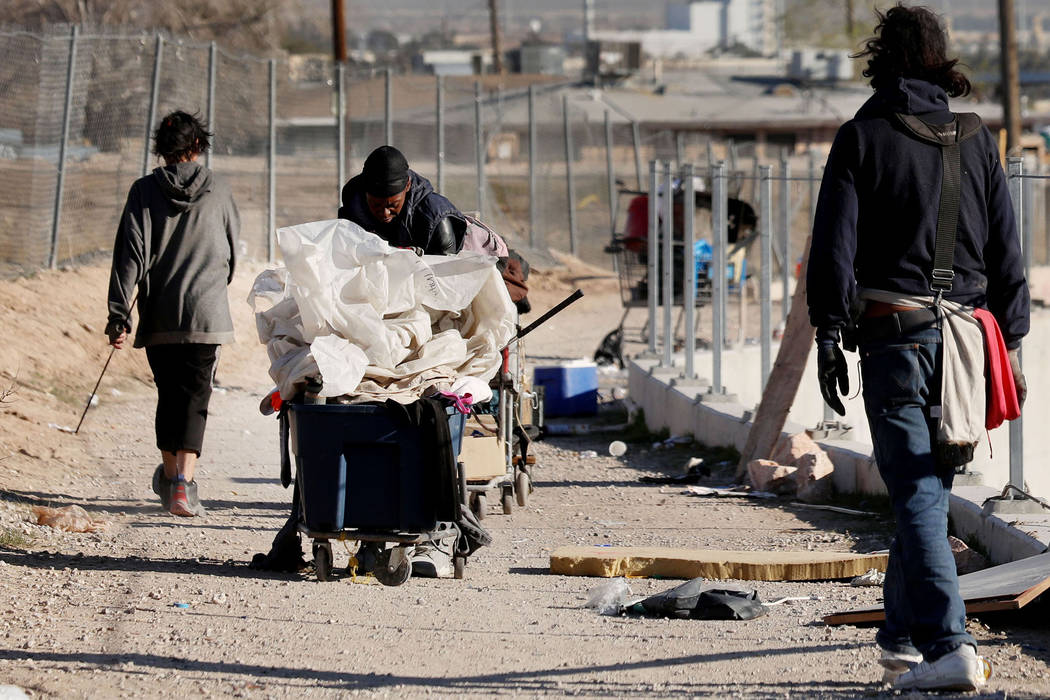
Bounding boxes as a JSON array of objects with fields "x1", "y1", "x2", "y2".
[{"x1": 973, "y1": 308, "x2": 1020, "y2": 429}]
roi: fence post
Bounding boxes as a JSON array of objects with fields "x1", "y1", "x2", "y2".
[
  {"x1": 683, "y1": 163, "x2": 696, "y2": 381},
  {"x1": 1007, "y1": 156, "x2": 1025, "y2": 492},
  {"x1": 205, "y1": 41, "x2": 216, "y2": 170},
  {"x1": 48, "y1": 24, "x2": 79, "y2": 270},
  {"x1": 759, "y1": 165, "x2": 773, "y2": 390},
  {"x1": 779, "y1": 151, "x2": 790, "y2": 323},
  {"x1": 436, "y1": 75, "x2": 445, "y2": 194},
  {"x1": 605, "y1": 110, "x2": 617, "y2": 235},
  {"x1": 336, "y1": 62, "x2": 346, "y2": 202},
  {"x1": 384, "y1": 67, "x2": 393, "y2": 145},
  {"x1": 528, "y1": 84, "x2": 538, "y2": 248},
  {"x1": 632, "y1": 121, "x2": 643, "y2": 190},
  {"x1": 647, "y1": 160, "x2": 660, "y2": 356},
  {"x1": 142, "y1": 34, "x2": 164, "y2": 177},
  {"x1": 474, "y1": 81, "x2": 485, "y2": 220},
  {"x1": 661, "y1": 161, "x2": 674, "y2": 368},
  {"x1": 563, "y1": 94, "x2": 578, "y2": 257},
  {"x1": 268, "y1": 59, "x2": 277, "y2": 263},
  {"x1": 711, "y1": 161, "x2": 727, "y2": 394}
]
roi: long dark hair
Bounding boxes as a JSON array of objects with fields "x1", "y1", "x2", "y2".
[
  {"x1": 853, "y1": 3, "x2": 971, "y2": 97},
  {"x1": 153, "y1": 110, "x2": 212, "y2": 162}
]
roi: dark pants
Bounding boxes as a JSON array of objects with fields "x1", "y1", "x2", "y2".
[
  {"x1": 859, "y1": 327, "x2": 975, "y2": 660},
  {"x1": 145, "y1": 344, "x2": 218, "y2": 455}
]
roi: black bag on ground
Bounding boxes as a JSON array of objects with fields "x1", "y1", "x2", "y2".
[{"x1": 629, "y1": 578, "x2": 767, "y2": 620}]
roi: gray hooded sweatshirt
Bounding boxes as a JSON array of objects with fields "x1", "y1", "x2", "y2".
[{"x1": 108, "y1": 162, "x2": 239, "y2": 347}]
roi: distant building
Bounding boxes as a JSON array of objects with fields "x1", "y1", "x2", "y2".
[
  {"x1": 508, "y1": 43, "x2": 568, "y2": 76},
  {"x1": 416, "y1": 49, "x2": 493, "y2": 76},
  {"x1": 787, "y1": 49, "x2": 853, "y2": 83}
]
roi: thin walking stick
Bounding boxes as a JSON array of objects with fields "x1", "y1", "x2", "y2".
[{"x1": 75, "y1": 295, "x2": 137, "y2": 435}]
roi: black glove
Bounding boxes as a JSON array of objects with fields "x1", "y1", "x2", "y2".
[
  {"x1": 1008, "y1": 348, "x2": 1027, "y2": 408},
  {"x1": 105, "y1": 318, "x2": 130, "y2": 343},
  {"x1": 817, "y1": 340, "x2": 849, "y2": 416}
]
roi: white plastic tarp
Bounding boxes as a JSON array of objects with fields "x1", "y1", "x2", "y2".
[{"x1": 249, "y1": 219, "x2": 516, "y2": 403}]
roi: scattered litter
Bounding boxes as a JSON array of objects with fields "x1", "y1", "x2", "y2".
[
  {"x1": 625, "y1": 578, "x2": 767, "y2": 620},
  {"x1": 47, "y1": 423, "x2": 75, "y2": 434},
  {"x1": 578, "y1": 450, "x2": 598, "y2": 458},
  {"x1": 608, "y1": 440, "x2": 627, "y2": 457},
  {"x1": 148, "y1": 591, "x2": 162, "y2": 600},
  {"x1": 31, "y1": 505, "x2": 108, "y2": 532},
  {"x1": 88, "y1": 394, "x2": 99, "y2": 407},
  {"x1": 639, "y1": 458, "x2": 710, "y2": 485},
  {"x1": 767, "y1": 595, "x2": 824, "y2": 606},
  {"x1": 596, "y1": 520, "x2": 627, "y2": 527},
  {"x1": 172, "y1": 602, "x2": 190, "y2": 609},
  {"x1": 212, "y1": 386, "x2": 228, "y2": 395},
  {"x1": 208, "y1": 592, "x2": 227, "y2": 604},
  {"x1": 851, "y1": 568, "x2": 886, "y2": 587},
  {"x1": 584, "y1": 577, "x2": 637, "y2": 615},
  {"x1": 109, "y1": 388, "x2": 122, "y2": 397},
  {"x1": 685, "y1": 485, "x2": 777, "y2": 499},
  {"x1": 790, "y1": 502, "x2": 877, "y2": 517}
]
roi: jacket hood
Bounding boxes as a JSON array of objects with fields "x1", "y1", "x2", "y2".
[
  {"x1": 153, "y1": 162, "x2": 212, "y2": 211},
  {"x1": 855, "y1": 77, "x2": 951, "y2": 120}
]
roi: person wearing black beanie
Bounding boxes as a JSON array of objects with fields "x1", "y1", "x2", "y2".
[{"x1": 338, "y1": 145, "x2": 466, "y2": 255}]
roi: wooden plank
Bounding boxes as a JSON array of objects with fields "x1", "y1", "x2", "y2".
[
  {"x1": 736, "y1": 234, "x2": 815, "y2": 479},
  {"x1": 824, "y1": 551, "x2": 1050, "y2": 625},
  {"x1": 549, "y1": 545, "x2": 888, "y2": 582}
]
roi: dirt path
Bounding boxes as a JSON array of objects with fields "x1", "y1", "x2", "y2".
[{"x1": 0, "y1": 261, "x2": 1048, "y2": 699}]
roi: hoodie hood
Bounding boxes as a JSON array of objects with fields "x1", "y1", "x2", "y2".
[
  {"x1": 855, "y1": 77, "x2": 952, "y2": 121},
  {"x1": 153, "y1": 161, "x2": 213, "y2": 211}
]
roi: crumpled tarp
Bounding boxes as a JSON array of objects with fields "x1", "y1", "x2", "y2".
[{"x1": 249, "y1": 219, "x2": 516, "y2": 403}]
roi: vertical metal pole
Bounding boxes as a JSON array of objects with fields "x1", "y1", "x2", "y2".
[
  {"x1": 759, "y1": 165, "x2": 773, "y2": 390},
  {"x1": 142, "y1": 34, "x2": 164, "y2": 177},
  {"x1": 436, "y1": 75, "x2": 445, "y2": 194},
  {"x1": 268, "y1": 59, "x2": 277, "y2": 263},
  {"x1": 683, "y1": 163, "x2": 696, "y2": 380},
  {"x1": 605, "y1": 110, "x2": 617, "y2": 234},
  {"x1": 712, "y1": 161, "x2": 726, "y2": 394},
  {"x1": 49, "y1": 24, "x2": 78, "y2": 270},
  {"x1": 676, "y1": 131, "x2": 685, "y2": 169},
  {"x1": 336, "y1": 62, "x2": 346, "y2": 201},
  {"x1": 384, "y1": 67, "x2": 393, "y2": 145},
  {"x1": 1007, "y1": 157, "x2": 1025, "y2": 491},
  {"x1": 647, "y1": 160, "x2": 660, "y2": 356},
  {"x1": 528, "y1": 84, "x2": 538, "y2": 248},
  {"x1": 662, "y1": 161, "x2": 674, "y2": 368},
  {"x1": 563, "y1": 94, "x2": 578, "y2": 257},
  {"x1": 206, "y1": 41, "x2": 216, "y2": 170},
  {"x1": 779, "y1": 152, "x2": 790, "y2": 323},
  {"x1": 631, "y1": 121, "x2": 643, "y2": 190},
  {"x1": 474, "y1": 81, "x2": 485, "y2": 219}
]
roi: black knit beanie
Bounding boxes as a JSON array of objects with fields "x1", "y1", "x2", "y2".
[{"x1": 362, "y1": 145, "x2": 410, "y2": 197}]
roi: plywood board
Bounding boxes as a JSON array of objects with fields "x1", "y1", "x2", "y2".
[
  {"x1": 824, "y1": 551, "x2": 1050, "y2": 625},
  {"x1": 549, "y1": 545, "x2": 888, "y2": 582},
  {"x1": 460, "y1": 435, "x2": 506, "y2": 481}
]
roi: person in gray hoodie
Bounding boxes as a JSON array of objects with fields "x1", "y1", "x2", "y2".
[{"x1": 106, "y1": 110, "x2": 239, "y2": 518}]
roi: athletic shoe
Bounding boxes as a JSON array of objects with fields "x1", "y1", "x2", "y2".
[
  {"x1": 894, "y1": 644, "x2": 991, "y2": 691},
  {"x1": 879, "y1": 646, "x2": 923, "y2": 684},
  {"x1": 152, "y1": 464, "x2": 172, "y2": 511},
  {"x1": 169, "y1": 479, "x2": 195, "y2": 517},
  {"x1": 410, "y1": 541, "x2": 454, "y2": 578}
]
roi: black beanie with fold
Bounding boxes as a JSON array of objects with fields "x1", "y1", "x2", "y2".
[{"x1": 362, "y1": 145, "x2": 410, "y2": 197}]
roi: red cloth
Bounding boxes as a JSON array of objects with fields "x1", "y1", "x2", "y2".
[{"x1": 973, "y1": 308, "x2": 1020, "y2": 429}]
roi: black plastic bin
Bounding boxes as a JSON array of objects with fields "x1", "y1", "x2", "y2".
[{"x1": 288, "y1": 401, "x2": 465, "y2": 533}]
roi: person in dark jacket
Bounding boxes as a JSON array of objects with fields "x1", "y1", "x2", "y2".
[
  {"x1": 107, "y1": 110, "x2": 239, "y2": 518},
  {"x1": 338, "y1": 145, "x2": 465, "y2": 255},
  {"x1": 807, "y1": 5, "x2": 1028, "y2": 691}
]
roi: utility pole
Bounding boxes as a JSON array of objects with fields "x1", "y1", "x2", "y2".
[
  {"x1": 331, "y1": 0, "x2": 347, "y2": 63},
  {"x1": 845, "y1": 0, "x2": 854, "y2": 38},
  {"x1": 999, "y1": 0, "x2": 1022, "y2": 154},
  {"x1": 489, "y1": 0, "x2": 504, "y2": 76}
]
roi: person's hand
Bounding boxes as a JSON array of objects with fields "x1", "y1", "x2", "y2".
[
  {"x1": 1008, "y1": 348, "x2": 1026, "y2": 408},
  {"x1": 817, "y1": 341, "x2": 849, "y2": 416},
  {"x1": 105, "y1": 319, "x2": 129, "y2": 350}
]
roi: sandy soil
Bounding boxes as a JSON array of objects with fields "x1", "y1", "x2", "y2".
[{"x1": 0, "y1": 256, "x2": 1048, "y2": 699}]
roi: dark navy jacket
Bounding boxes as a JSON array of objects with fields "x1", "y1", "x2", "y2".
[
  {"x1": 338, "y1": 169, "x2": 464, "y2": 255},
  {"x1": 807, "y1": 78, "x2": 1029, "y2": 347}
]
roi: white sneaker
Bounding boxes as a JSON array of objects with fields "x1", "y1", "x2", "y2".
[
  {"x1": 879, "y1": 647, "x2": 923, "y2": 684},
  {"x1": 410, "y1": 541, "x2": 454, "y2": 578},
  {"x1": 893, "y1": 645, "x2": 991, "y2": 691}
]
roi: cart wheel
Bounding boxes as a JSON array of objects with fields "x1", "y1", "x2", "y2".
[
  {"x1": 312, "y1": 542, "x2": 333, "y2": 582},
  {"x1": 501, "y1": 486, "x2": 513, "y2": 515},
  {"x1": 473, "y1": 493, "x2": 487, "y2": 521},
  {"x1": 373, "y1": 547, "x2": 412, "y2": 587},
  {"x1": 516, "y1": 471, "x2": 531, "y2": 508},
  {"x1": 453, "y1": 555, "x2": 466, "y2": 580}
]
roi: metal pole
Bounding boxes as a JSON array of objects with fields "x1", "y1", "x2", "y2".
[
  {"x1": 683, "y1": 163, "x2": 696, "y2": 380},
  {"x1": 676, "y1": 131, "x2": 685, "y2": 169},
  {"x1": 336, "y1": 62, "x2": 346, "y2": 201},
  {"x1": 662, "y1": 161, "x2": 674, "y2": 368},
  {"x1": 268, "y1": 59, "x2": 277, "y2": 263},
  {"x1": 206, "y1": 41, "x2": 216, "y2": 170},
  {"x1": 528, "y1": 84, "x2": 538, "y2": 248},
  {"x1": 563, "y1": 94, "x2": 578, "y2": 257},
  {"x1": 647, "y1": 160, "x2": 660, "y2": 355},
  {"x1": 605, "y1": 110, "x2": 617, "y2": 234},
  {"x1": 759, "y1": 165, "x2": 773, "y2": 390},
  {"x1": 779, "y1": 152, "x2": 790, "y2": 323},
  {"x1": 631, "y1": 121, "x2": 643, "y2": 190},
  {"x1": 384, "y1": 67, "x2": 393, "y2": 145},
  {"x1": 474, "y1": 80, "x2": 485, "y2": 220},
  {"x1": 142, "y1": 34, "x2": 163, "y2": 177},
  {"x1": 1007, "y1": 156, "x2": 1024, "y2": 491},
  {"x1": 436, "y1": 75, "x2": 445, "y2": 194},
  {"x1": 712, "y1": 161, "x2": 726, "y2": 394},
  {"x1": 49, "y1": 24, "x2": 78, "y2": 270}
]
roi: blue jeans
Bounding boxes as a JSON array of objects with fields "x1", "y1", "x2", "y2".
[{"x1": 859, "y1": 327, "x2": 975, "y2": 660}]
